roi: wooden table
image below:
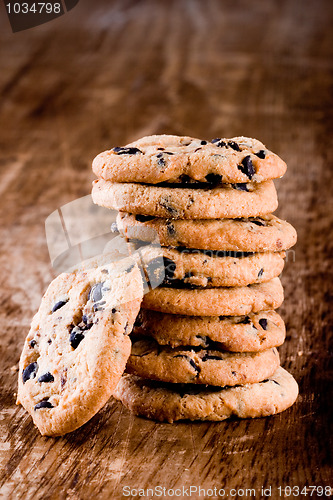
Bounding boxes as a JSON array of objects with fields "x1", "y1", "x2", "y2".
[{"x1": 0, "y1": 1, "x2": 332, "y2": 498}]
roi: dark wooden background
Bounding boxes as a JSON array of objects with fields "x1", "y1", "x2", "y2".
[{"x1": 0, "y1": 1, "x2": 332, "y2": 498}]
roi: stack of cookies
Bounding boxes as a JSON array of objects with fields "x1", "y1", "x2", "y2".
[{"x1": 92, "y1": 135, "x2": 298, "y2": 422}]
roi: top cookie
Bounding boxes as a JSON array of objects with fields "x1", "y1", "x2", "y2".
[
  {"x1": 17, "y1": 258, "x2": 143, "y2": 436},
  {"x1": 93, "y1": 135, "x2": 286, "y2": 185}
]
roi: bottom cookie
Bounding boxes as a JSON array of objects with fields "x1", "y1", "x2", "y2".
[{"x1": 114, "y1": 367, "x2": 298, "y2": 422}]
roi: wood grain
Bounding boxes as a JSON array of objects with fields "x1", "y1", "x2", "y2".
[{"x1": 0, "y1": 0, "x2": 332, "y2": 498}]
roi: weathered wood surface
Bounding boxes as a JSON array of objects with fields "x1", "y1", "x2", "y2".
[{"x1": 0, "y1": 0, "x2": 332, "y2": 498}]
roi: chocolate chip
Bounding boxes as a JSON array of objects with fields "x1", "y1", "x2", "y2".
[
  {"x1": 259, "y1": 318, "x2": 268, "y2": 330},
  {"x1": 262, "y1": 378, "x2": 280, "y2": 385},
  {"x1": 34, "y1": 399, "x2": 54, "y2": 410},
  {"x1": 200, "y1": 140, "x2": 207, "y2": 145},
  {"x1": 110, "y1": 222, "x2": 119, "y2": 233},
  {"x1": 231, "y1": 183, "x2": 249, "y2": 191},
  {"x1": 258, "y1": 268, "x2": 264, "y2": 278},
  {"x1": 163, "y1": 257, "x2": 177, "y2": 282},
  {"x1": 248, "y1": 217, "x2": 267, "y2": 226},
  {"x1": 205, "y1": 173, "x2": 222, "y2": 184},
  {"x1": 174, "y1": 355, "x2": 200, "y2": 373},
  {"x1": 211, "y1": 138, "x2": 227, "y2": 148},
  {"x1": 167, "y1": 222, "x2": 176, "y2": 236},
  {"x1": 255, "y1": 150, "x2": 266, "y2": 159},
  {"x1": 189, "y1": 358, "x2": 200, "y2": 372},
  {"x1": 38, "y1": 372, "x2": 54, "y2": 383},
  {"x1": 70, "y1": 331, "x2": 85, "y2": 349},
  {"x1": 238, "y1": 156, "x2": 255, "y2": 179},
  {"x1": 164, "y1": 151, "x2": 174, "y2": 155},
  {"x1": 156, "y1": 153, "x2": 166, "y2": 167},
  {"x1": 52, "y1": 300, "x2": 68, "y2": 313},
  {"x1": 157, "y1": 147, "x2": 164, "y2": 151},
  {"x1": 22, "y1": 362, "x2": 38, "y2": 383},
  {"x1": 47, "y1": 339, "x2": 52, "y2": 344},
  {"x1": 231, "y1": 371, "x2": 237, "y2": 376},
  {"x1": 89, "y1": 282, "x2": 104, "y2": 303},
  {"x1": 202, "y1": 354, "x2": 223, "y2": 361},
  {"x1": 159, "y1": 197, "x2": 179, "y2": 217},
  {"x1": 228, "y1": 141, "x2": 240, "y2": 151},
  {"x1": 113, "y1": 147, "x2": 143, "y2": 155},
  {"x1": 29, "y1": 340, "x2": 37, "y2": 348},
  {"x1": 135, "y1": 214, "x2": 155, "y2": 222}
]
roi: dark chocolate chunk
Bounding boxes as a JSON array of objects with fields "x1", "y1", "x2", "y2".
[
  {"x1": 255, "y1": 150, "x2": 266, "y2": 159},
  {"x1": 29, "y1": 340, "x2": 37, "y2": 348},
  {"x1": 228, "y1": 141, "x2": 240, "y2": 151},
  {"x1": 157, "y1": 147, "x2": 164, "y2": 151},
  {"x1": 156, "y1": 153, "x2": 166, "y2": 167},
  {"x1": 34, "y1": 399, "x2": 54, "y2": 410},
  {"x1": 202, "y1": 353, "x2": 223, "y2": 361},
  {"x1": 238, "y1": 156, "x2": 255, "y2": 179},
  {"x1": 52, "y1": 299, "x2": 68, "y2": 313},
  {"x1": 259, "y1": 318, "x2": 268, "y2": 330},
  {"x1": 89, "y1": 282, "x2": 104, "y2": 303},
  {"x1": 231, "y1": 371, "x2": 237, "y2": 376},
  {"x1": 22, "y1": 362, "x2": 38, "y2": 383},
  {"x1": 174, "y1": 355, "x2": 200, "y2": 373},
  {"x1": 163, "y1": 257, "x2": 177, "y2": 282},
  {"x1": 38, "y1": 372, "x2": 54, "y2": 383},
  {"x1": 47, "y1": 339, "x2": 52, "y2": 344},
  {"x1": 247, "y1": 217, "x2": 267, "y2": 226},
  {"x1": 189, "y1": 358, "x2": 200, "y2": 372},
  {"x1": 231, "y1": 183, "x2": 249, "y2": 192},
  {"x1": 164, "y1": 151, "x2": 174, "y2": 155},
  {"x1": 70, "y1": 330, "x2": 85, "y2": 349},
  {"x1": 258, "y1": 268, "x2": 264, "y2": 278},
  {"x1": 167, "y1": 222, "x2": 176, "y2": 236},
  {"x1": 200, "y1": 140, "x2": 207, "y2": 145},
  {"x1": 159, "y1": 197, "x2": 179, "y2": 217},
  {"x1": 113, "y1": 147, "x2": 142, "y2": 155},
  {"x1": 205, "y1": 173, "x2": 222, "y2": 184},
  {"x1": 262, "y1": 378, "x2": 280, "y2": 385},
  {"x1": 135, "y1": 214, "x2": 155, "y2": 222}
]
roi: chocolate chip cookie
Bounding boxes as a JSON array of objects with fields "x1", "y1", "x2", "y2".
[
  {"x1": 143, "y1": 246, "x2": 285, "y2": 287},
  {"x1": 133, "y1": 310, "x2": 285, "y2": 352},
  {"x1": 127, "y1": 338, "x2": 280, "y2": 386},
  {"x1": 114, "y1": 367, "x2": 298, "y2": 422},
  {"x1": 92, "y1": 179, "x2": 278, "y2": 219},
  {"x1": 116, "y1": 213, "x2": 297, "y2": 252},
  {"x1": 93, "y1": 135, "x2": 286, "y2": 184},
  {"x1": 141, "y1": 277, "x2": 283, "y2": 316},
  {"x1": 17, "y1": 258, "x2": 143, "y2": 436}
]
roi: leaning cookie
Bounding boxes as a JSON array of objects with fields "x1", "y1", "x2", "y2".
[
  {"x1": 92, "y1": 179, "x2": 278, "y2": 219},
  {"x1": 116, "y1": 213, "x2": 297, "y2": 252},
  {"x1": 114, "y1": 367, "x2": 298, "y2": 422},
  {"x1": 148, "y1": 247, "x2": 285, "y2": 287},
  {"x1": 127, "y1": 338, "x2": 280, "y2": 386},
  {"x1": 142, "y1": 277, "x2": 283, "y2": 316},
  {"x1": 133, "y1": 310, "x2": 285, "y2": 352},
  {"x1": 17, "y1": 258, "x2": 143, "y2": 436},
  {"x1": 93, "y1": 135, "x2": 286, "y2": 184}
]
